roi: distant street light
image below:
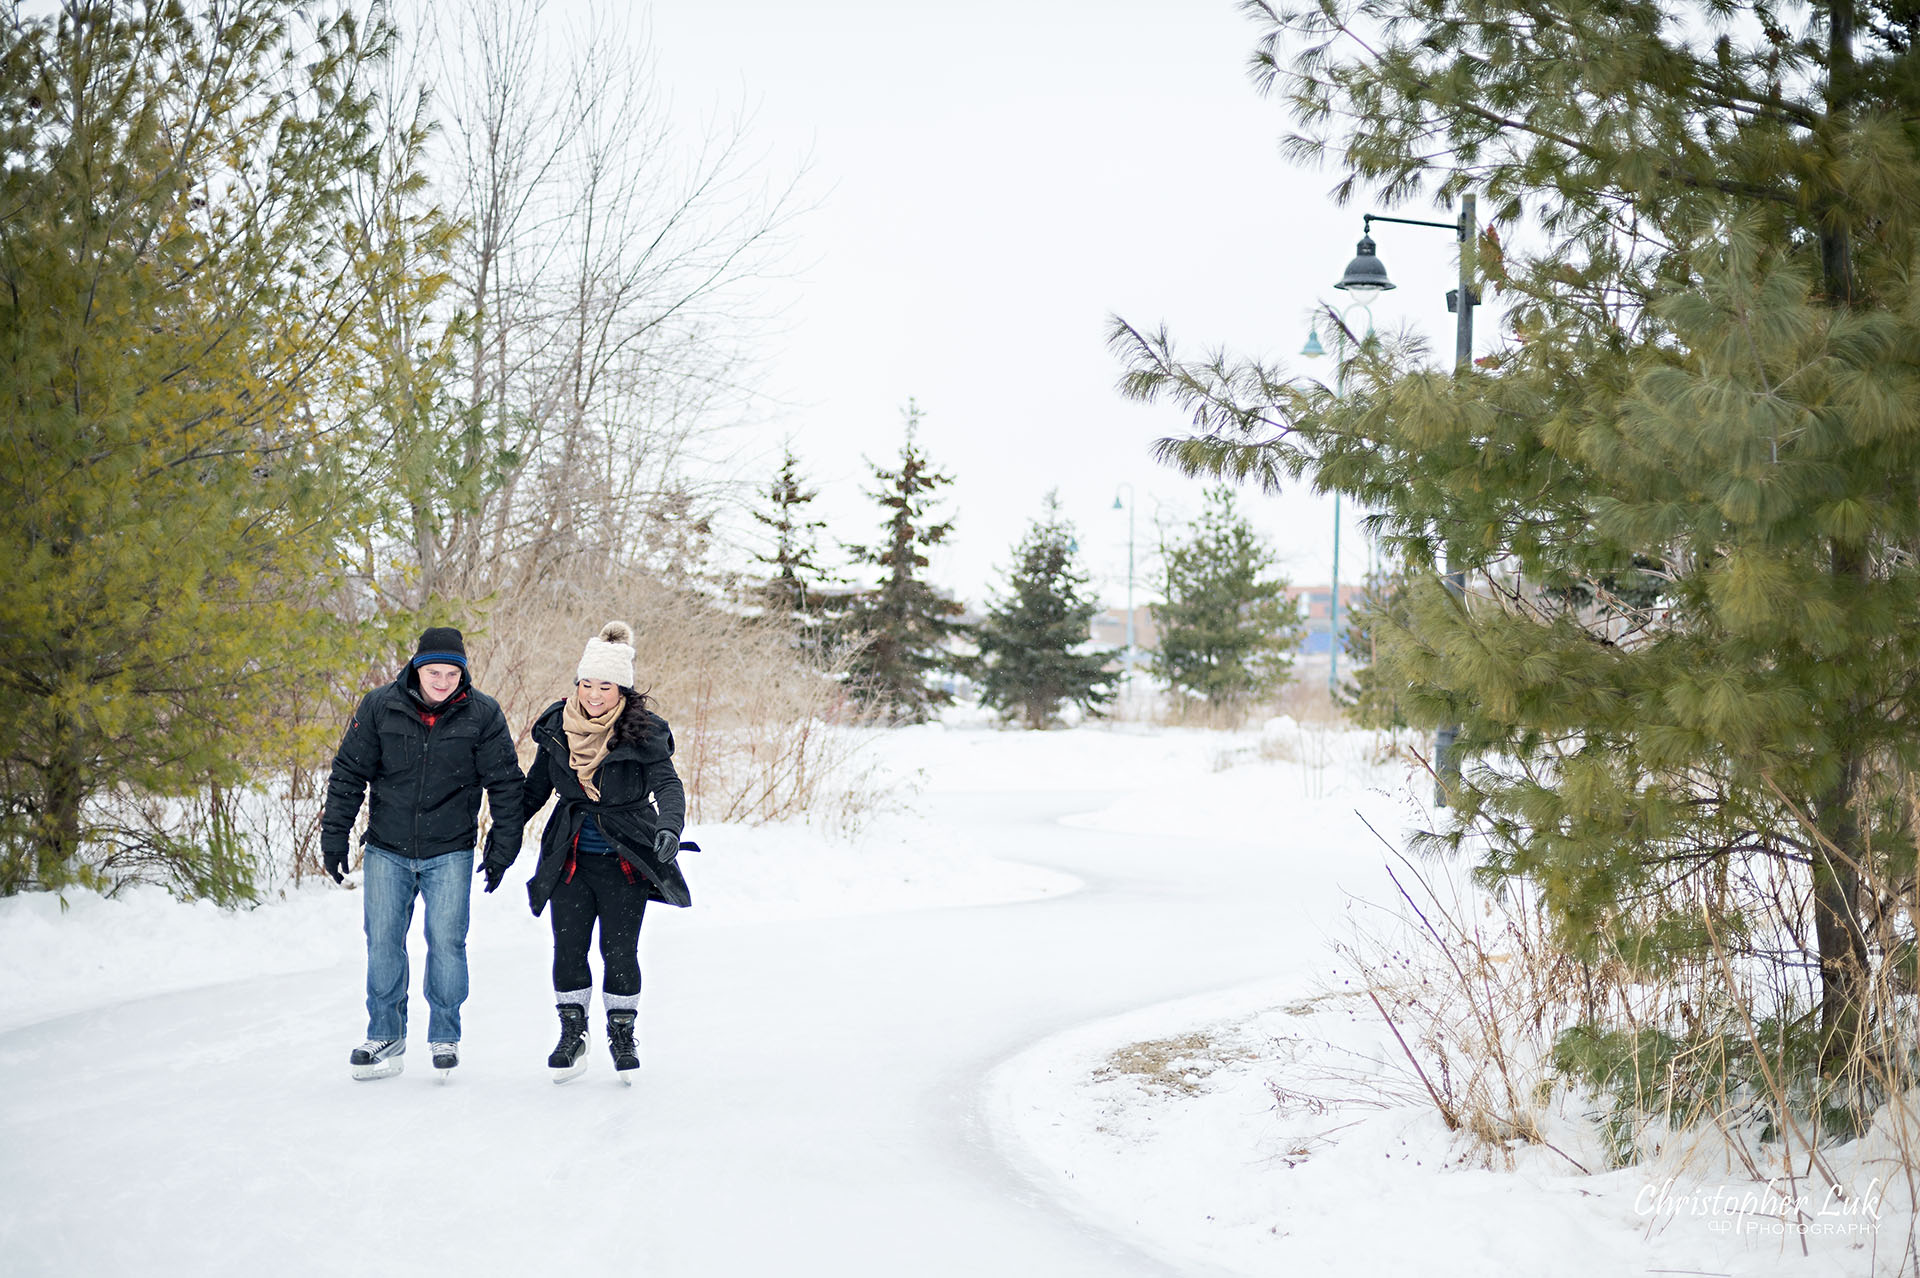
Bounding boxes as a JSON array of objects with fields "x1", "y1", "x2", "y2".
[
  {"x1": 1112, "y1": 484, "x2": 1136, "y2": 673},
  {"x1": 1300, "y1": 294, "x2": 1377, "y2": 698}
]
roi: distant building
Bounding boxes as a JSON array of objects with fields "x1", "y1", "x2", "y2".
[
  {"x1": 1090, "y1": 606, "x2": 1157, "y2": 658},
  {"x1": 1285, "y1": 584, "x2": 1363, "y2": 655},
  {"x1": 1093, "y1": 590, "x2": 1360, "y2": 659}
]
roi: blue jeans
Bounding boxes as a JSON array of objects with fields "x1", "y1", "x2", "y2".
[{"x1": 362, "y1": 845, "x2": 474, "y2": 1043}]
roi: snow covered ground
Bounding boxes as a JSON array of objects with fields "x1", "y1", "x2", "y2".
[{"x1": 0, "y1": 716, "x2": 1908, "y2": 1275}]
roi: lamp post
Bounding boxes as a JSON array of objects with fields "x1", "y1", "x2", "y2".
[
  {"x1": 1301, "y1": 242, "x2": 1390, "y2": 697},
  {"x1": 1347, "y1": 194, "x2": 1478, "y2": 803},
  {"x1": 1112, "y1": 484, "x2": 1136, "y2": 674}
]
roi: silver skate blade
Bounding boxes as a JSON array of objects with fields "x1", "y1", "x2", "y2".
[
  {"x1": 351, "y1": 1059, "x2": 404, "y2": 1081},
  {"x1": 616, "y1": 1072, "x2": 633, "y2": 1087},
  {"x1": 551, "y1": 1057, "x2": 589, "y2": 1085}
]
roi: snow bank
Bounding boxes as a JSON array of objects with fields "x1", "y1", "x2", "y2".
[
  {"x1": 986, "y1": 955, "x2": 1900, "y2": 1277},
  {"x1": 0, "y1": 883, "x2": 358, "y2": 1034}
]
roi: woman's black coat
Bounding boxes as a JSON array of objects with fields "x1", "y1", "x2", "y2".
[{"x1": 519, "y1": 698, "x2": 690, "y2": 915}]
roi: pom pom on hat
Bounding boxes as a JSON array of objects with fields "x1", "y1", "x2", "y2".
[{"x1": 577, "y1": 620, "x2": 635, "y2": 687}]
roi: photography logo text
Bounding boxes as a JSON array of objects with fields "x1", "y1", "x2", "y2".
[{"x1": 1635, "y1": 1177, "x2": 1884, "y2": 1238}]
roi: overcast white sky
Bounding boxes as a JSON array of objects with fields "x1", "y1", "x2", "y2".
[{"x1": 564, "y1": 0, "x2": 1490, "y2": 607}]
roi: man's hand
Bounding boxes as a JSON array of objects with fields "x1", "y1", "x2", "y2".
[
  {"x1": 478, "y1": 858, "x2": 509, "y2": 893},
  {"x1": 323, "y1": 848, "x2": 347, "y2": 884},
  {"x1": 653, "y1": 828, "x2": 680, "y2": 866}
]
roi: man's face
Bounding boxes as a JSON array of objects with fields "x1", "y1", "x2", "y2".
[{"x1": 417, "y1": 662, "x2": 463, "y2": 705}]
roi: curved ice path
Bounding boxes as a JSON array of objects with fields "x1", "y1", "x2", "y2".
[{"x1": 0, "y1": 786, "x2": 1344, "y2": 1276}]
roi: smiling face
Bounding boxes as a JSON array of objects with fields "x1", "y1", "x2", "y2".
[
  {"x1": 577, "y1": 679, "x2": 621, "y2": 716},
  {"x1": 416, "y1": 662, "x2": 463, "y2": 706}
]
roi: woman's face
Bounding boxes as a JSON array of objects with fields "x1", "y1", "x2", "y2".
[{"x1": 577, "y1": 679, "x2": 621, "y2": 716}]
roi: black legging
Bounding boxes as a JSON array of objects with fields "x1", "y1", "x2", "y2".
[{"x1": 549, "y1": 854, "x2": 649, "y2": 996}]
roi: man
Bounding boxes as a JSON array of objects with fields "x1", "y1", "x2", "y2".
[{"x1": 320, "y1": 627, "x2": 525, "y2": 1081}]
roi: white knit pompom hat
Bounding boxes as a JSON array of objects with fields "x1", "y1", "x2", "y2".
[{"x1": 576, "y1": 620, "x2": 635, "y2": 687}]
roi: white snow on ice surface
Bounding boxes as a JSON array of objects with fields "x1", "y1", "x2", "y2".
[{"x1": 0, "y1": 721, "x2": 1907, "y2": 1275}]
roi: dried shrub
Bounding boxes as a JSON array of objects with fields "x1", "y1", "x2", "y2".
[
  {"x1": 1096, "y1": 1031, "x2": 1260, "y2": 1097},
  {"x1": 472, "y1": 572, "x2": 884, "y2": 830},
  {"x1": 1330, "y1": 843, "x2": 1592, "y2": 1172},
  {"x1": 1331, "y1": 805, "x2": 1920, "y2": 1255}
]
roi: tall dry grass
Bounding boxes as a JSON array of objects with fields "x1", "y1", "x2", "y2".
[
  {"x1": 1113, "y1": 660, "x2": 1349, "y2": 731},
  {"x1": 1328, "y1": 799, "x2": 1920, "y2": 1267},
  {"x1": 472, "y1": 572, "x2": 884, "y2": 831},
  {"x1": 1331, "y1": 830, "x2": 1595, "y2": 1172}
]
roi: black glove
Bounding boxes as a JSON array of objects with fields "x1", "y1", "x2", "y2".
[
  {"x1": 478, "y1": 858, "x2": 509, "y2": 893},
  {"x1": 322, "y1": 847, "x2": 347, "y2": 884},
  {"x1": 654, "y1": 828, "x2": 680, "y2": 865}
]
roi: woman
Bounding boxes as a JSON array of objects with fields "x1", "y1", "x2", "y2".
[{"x1": 519, "y1": 620, "x2": 690, "y2": 1082}]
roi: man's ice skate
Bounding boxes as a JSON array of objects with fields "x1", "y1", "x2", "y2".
[
  {"x1": 349, "y1": 1038, "x2": 405, "y2": 1081},
  {"x1": 429, "y1": 1042, "x2": 458, "y2": 1081}
]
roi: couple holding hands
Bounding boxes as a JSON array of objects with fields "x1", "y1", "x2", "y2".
[{"x1": 318, "y1": 620, "x2": 690, "y2": 1084}]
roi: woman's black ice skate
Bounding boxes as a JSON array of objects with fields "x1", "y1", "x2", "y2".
[
  {"x1": 607, "y1": 1010, "x2": 639, "y2": 1083},
  {"x1": 549, "y1": 1004, "x2": 589, "y2": 1083}
]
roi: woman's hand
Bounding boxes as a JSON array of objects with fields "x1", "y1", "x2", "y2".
[{"x1": 653, "y1": 828, "x2": 680, "y2": 865}]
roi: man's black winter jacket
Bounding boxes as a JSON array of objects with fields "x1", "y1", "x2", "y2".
[{"x1": 320, "y1": 670, "x2": 526, "y2": 863}]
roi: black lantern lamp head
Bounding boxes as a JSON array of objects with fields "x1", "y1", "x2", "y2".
[{"x1": 1335, "y1": 233, "x2": 1395, "y2": 297}]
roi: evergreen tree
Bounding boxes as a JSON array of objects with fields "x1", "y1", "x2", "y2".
[
  {"x1": 841, "y1": 401, "x2": 968, "y2": 723},
  {"x1": 1113, "y1": 0, "x2": 1920, "y2": 1074},
  {"x1": 1150, "y1": 487, "x2": 1305, "y2": 709},
  {"x1": 751, "y1": 444, "x2": 833, "y2": 618},
  {"x1": 0, "y1": 3, "x2": 410, "y2": 898},
  {"x1": 1335, "y1": 564, "x2": 1413, "y2": 731},
  {"x1": 976, "y1": 493, "x2": 1120, "y2": 729}
]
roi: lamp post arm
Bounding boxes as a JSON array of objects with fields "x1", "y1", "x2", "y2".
[
  {"x1": 1320, "y1": 302, "x2": 1364, "y2": 353},
  {"x1": 1363, "y1": 212, "x2": 1463, "y2": 238}
]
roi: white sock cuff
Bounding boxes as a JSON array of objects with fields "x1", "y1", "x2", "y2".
[
  {"x1": 555, "y1": 988, "x2": 592, "y2": 1008},
  {"x1": 603, "y1": 991, "x2": 640, "y2": 1013}
]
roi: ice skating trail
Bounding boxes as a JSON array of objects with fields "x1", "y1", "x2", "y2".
[{"x1": 0, "y1": 784, "x2": 1345, "y2": 1278}]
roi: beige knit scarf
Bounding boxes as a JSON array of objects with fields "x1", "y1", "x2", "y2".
[{"x1": 562, "y1": 689, "x2": 626, "y2": 801}]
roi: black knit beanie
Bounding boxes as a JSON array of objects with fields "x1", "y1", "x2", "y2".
[{"x1": 412, "y1": 626, "x2": 468, "y2": 669}]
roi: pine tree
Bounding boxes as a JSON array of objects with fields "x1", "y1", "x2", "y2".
[
  {"x1": 1112, "y1": 0, "x2": 1920, "y2": 1074},
  {"x1": 976, "y1": 493, "x2": 1120, "y2": 729},
  {"x1": 0, "y1": 3, "x2": 410, "y2": 898},
  {"x1": 1150, "y1": 487, "x2": 1305, "y2": 709},
  {"x1": 1335, "y1": 564, "x2": 1413, "y2": 731},
  {"x1": 841, "y1": 401, "x2": 969, "y2": 723},
  {"x1": 751, "y1": 445, "x2": 833, "y2": 619}
]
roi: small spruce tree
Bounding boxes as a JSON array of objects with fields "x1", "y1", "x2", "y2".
[
  {"x1": 751, "y1": 444, "x2": 834, "y2": 619},
  {"x1": 842, "y1": 401, "x2": 969, "y2": 723},
  {"x1": 976, "y1": 493, "x2": 1119, "y2": 729},
  {"x1": 1151, "y1": 487, "x2": 1306, "y2": 711}
]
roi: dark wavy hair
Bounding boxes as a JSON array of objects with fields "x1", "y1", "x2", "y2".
[{"x1": 609, "y1": 686, "x2": 656, "y2": 750}]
